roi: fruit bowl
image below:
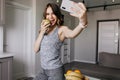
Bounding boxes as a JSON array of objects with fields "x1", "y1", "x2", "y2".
[{"x1": 65, "y1": 69, "x2": 89, "y2": 80}]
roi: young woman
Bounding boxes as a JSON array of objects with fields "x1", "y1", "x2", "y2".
[{"x1": 34, "y1": 1, "x2": 87, "y2": 80}]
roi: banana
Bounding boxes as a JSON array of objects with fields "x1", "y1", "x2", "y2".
[
  {"x1": 65, "y1": 75, "x2": 83, "y2": 80},
  {"x1": 65, "y1": 70, "x2": 89, "y2": 80},
  {"x1": 65, "y1": 72, "x2": 84, "y2": 79}
]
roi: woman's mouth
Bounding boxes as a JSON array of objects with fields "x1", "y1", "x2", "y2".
[{"x1": 50, "y1": 20, "x2": 55, "y2": 25}]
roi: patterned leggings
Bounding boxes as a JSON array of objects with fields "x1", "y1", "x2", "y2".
[{"x1": 33, "y1": 66, "x2": 65, "y2": 80}]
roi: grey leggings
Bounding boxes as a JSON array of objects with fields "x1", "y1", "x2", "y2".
[{"x1": 33, "y1": 66, "x2": 65, "y2": 80}]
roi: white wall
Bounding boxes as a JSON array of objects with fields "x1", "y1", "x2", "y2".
[
  {"x1": 74, "y1": 9, "x2": 120, "y2": 63},
  {"x1": 6, "y1": 0, "x2": 32, "y2": 7},
  {"x1": 4, "y1": 0, "x2": 33, "y2": 79}
]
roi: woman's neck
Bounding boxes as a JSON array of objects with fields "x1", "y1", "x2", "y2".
[{"x1": 47, "y1": 25, "x2": 57, "y2": 34}]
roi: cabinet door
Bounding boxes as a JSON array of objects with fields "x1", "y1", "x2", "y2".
[
  {"x1": 0, "y1": 57, "x2": 13, "y2": 80},
  {"x1": 0, "y1": 0, "x2": 5, "y2": 25},
  {"x1": 61, "y1": 39, "x2": 71, "y2": 64},
  {"x1": 1, "y1": 60, "x2": 9, "y2": 80}
]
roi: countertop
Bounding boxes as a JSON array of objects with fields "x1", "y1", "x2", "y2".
[{"x1": 0, "y1": 52, "x2": 14, "y2": 58}]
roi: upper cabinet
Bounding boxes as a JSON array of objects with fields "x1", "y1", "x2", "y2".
[{"x1": 0, "y1": 0, "x2": 5, "y2": 25}]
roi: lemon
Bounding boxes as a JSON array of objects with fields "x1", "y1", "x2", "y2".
[
  {"x1": 65, "y1": 69, "x2": 86, "y2": 80},
  {"x1": 74, "y1": 69, "x2": 81, "y2": 74},
  {"x1": 66, "y1": 70, "x2": 73, "y2": 75}
]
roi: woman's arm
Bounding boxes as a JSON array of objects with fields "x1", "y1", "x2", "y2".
[
  {"x1": 34, "y1": 20, "x2": 51, "y2": 53},
  {"x1": 34, "y1": 31, "x2": 44, "y2": 53},
  {"x1": 63, "y1": 2, "x2": 87, "y2": 39}
]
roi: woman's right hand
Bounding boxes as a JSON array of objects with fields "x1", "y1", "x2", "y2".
[
  {"x1": 40, "y1": 19, "x2": 51, "y2": 35},
  {"x1": 34, "y1": 19, "x2": 51, "y2": 53},
  {"x1": 70, "y1": 2, "x2": 87, "y2": 27}
]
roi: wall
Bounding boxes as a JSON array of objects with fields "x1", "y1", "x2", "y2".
[
  {"x1": 6, "y1": 0, "x2": 32, "y2": 7},
  {"x1": 1, "y1": 0, "x2": 32, "y2": 52},
  {"x1": 4, "y1": 0, "x2": 33, "y2": 79},
  {"x1": 74, "y1": 9, "x2": 120, "y2": 63}
]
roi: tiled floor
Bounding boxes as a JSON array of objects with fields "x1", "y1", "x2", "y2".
[
  {"x1": 86, "y1": 76, "x2": 101, "y2": 80},
  {"x1": 17, "y1": 63, "x2": 104, "y2": 80}
]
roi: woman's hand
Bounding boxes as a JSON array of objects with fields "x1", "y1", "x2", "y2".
[
  {"x1": 39, "y1": 19, "x2": 51, "y2": 34},
  {"x1": 70, "y1": 2, "x2": 87, "y2": 27}
]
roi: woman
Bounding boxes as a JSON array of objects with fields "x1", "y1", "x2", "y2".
[{"x1": 34, "y1": 1, "x2": 87, "y2": 80}]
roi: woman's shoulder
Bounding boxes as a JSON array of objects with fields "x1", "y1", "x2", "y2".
[
  {"x1": 58, "y1": 25, "x2": 69, "y2": 34},
  {"x1": 58, "y1": 25, "x2": 68, "y2": 41},
  {"x1": 58, "y1": 25, "x2": 68, "y2": 31}
]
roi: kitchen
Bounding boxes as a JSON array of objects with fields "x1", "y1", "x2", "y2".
[{"x1": 1, "y1": 0, "x2": 120, "y2": 80}]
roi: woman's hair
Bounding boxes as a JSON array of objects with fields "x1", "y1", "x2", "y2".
[{"x1": 43, "y1": 3, "x2": 64, "y2": 26}]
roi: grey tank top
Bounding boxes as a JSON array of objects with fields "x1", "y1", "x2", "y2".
[{"x1": 40, "y1": 26, "x2": 63, "y2": 69}]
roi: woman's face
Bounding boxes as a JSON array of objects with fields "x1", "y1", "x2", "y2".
[{"x1": 46, "y1": 6, "x2": 57, "y2": 26}]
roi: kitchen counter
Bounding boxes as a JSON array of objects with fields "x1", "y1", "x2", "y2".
[{"x1": 0, "y1": 52, "x2": 14, "y2": 58}]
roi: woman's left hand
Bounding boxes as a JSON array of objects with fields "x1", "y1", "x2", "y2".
[{"x1": 70, "y1": 2, "x2": 87, "y2": 26}]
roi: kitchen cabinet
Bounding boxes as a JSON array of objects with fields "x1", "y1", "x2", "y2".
[
  {"x1": 0, "y1": 56, "x2": 13, "y2": 80},
  {"x1": 0, "y1": 0, "x2": 5, "y2": 25}
]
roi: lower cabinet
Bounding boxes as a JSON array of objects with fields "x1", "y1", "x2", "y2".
[{"x1": 0, "y1": 57, "x2": 13, "y2": 80}]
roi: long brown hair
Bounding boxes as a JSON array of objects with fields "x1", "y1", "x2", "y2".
[{"x1": 43, "y1": 3, "x2": 64, "y2": 26}]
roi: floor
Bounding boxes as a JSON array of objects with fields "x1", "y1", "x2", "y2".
[
  {"x1": 17, "y1": 63, "x2": 103, "y2": 80},
  {"x1": 63, "y1": 61, "x2": 120, "y2": 80}
]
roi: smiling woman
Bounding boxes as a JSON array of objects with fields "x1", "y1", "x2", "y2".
[{"x1": 34, "y1": 1, "x2": 87, "y2": 80}]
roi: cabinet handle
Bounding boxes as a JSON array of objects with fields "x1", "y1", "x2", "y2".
[
  {"x1": 64, "y1": 54, "x2": 67, "y2": 56},
  {"x1": 64, "y1": 43, "x2": 68, "y2": 45},
  {"x1": 64, "y1": 49, "x2": 68, "y2": 50}
]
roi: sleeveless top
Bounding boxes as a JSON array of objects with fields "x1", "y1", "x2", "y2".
[{"x1": 40, "y1": 26, "x2": 63, "y2": 69}]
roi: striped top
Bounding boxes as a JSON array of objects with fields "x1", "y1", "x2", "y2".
[{"x1": 40, "y1": 26, "x2": 63, "y2": 69}]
